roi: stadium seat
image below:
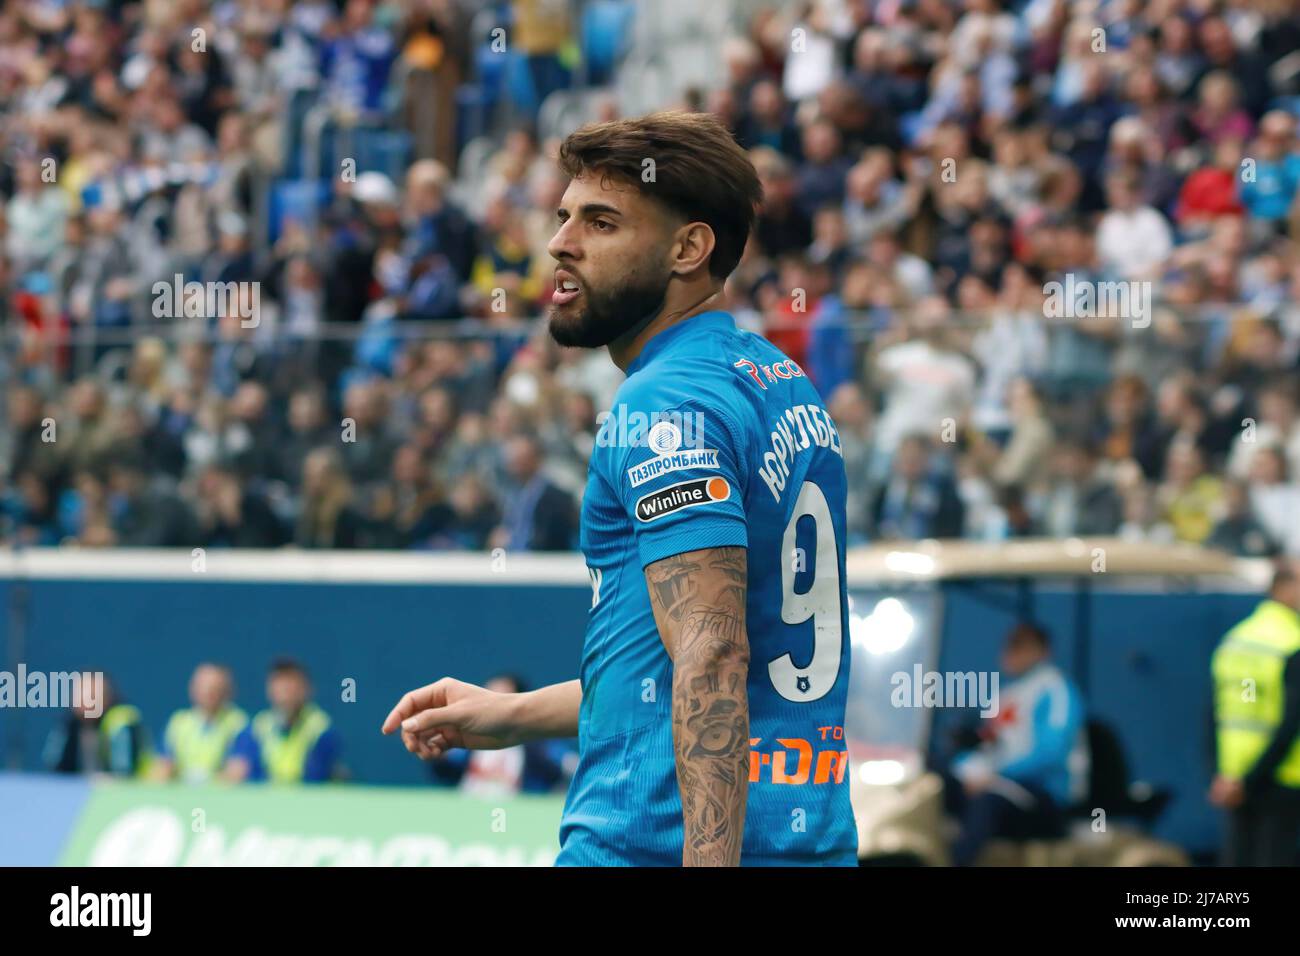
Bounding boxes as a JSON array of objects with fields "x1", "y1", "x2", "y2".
[
  {"x1": 974, "y1": 719, "x2": 1180, "y2": 866},
  {"x1": 348, "y1": 129, "x2": 413, "y2": 186},
  {"x1": 580, "y1": 0, "x2": 634, "y2": 85},
  {"x1": 267, "y1": 179, "x2": 333, "y2": 244},
  {"x1": 505, "y1": 52, "x2": 539, "y2": 115}
]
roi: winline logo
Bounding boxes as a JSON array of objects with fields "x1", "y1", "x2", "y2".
[{"x1": 635, "y1": 477, "x2": 731, "y2": 522}]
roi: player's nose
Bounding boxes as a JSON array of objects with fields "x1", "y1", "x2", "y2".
[{"x1": 547, "y1": 219, "x2": 582, "y2": 263}]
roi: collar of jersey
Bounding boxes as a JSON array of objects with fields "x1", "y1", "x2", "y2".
[{"x1": 624, "y1": 310, "x2": 735, "y2": 377}]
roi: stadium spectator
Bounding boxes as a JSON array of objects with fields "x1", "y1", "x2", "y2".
[
  {"x1": 296, "y1": 446, "x2": 364, "y2": 549},
  {"x1": 1239, "y1": 110, "x2": 1300, "y2": 232},
  {"x1": 980, "y1": 377, "x2": 1055, "y2": 492},
  {"x1": 1096, "y1": 168, "x2": 1173, "y2": 280},
  {"x1": 1156, "y1": 441, "x2": 1224, "y2": 544},
  {"x1": 1247, "y1": 445, "x2": 1300, "y2": 556},
  {"x1": 752, "y1": 147, "x2": 813, "y2": 258},
  {"x1": 827, "y1": 381, "x2": 874, "y2": 545},
  {"x1": 364, "y1": 442, "x2": 453, "y2": 549},
  {"x1": 870, "y1": 298, "x2": 976, "y2": 459},
  {"x1": 511, "y1": 0, "x2": 574, "y2": 119},
  {"x1": 869, "y1": 433, "x2": 965, "y2": 541},
  {"x1": 195, "y1": 462, "x2": 287, "y2": 549},
  {"x1": 0, "y1": 0, "x2": 1297, "y2": 568},
  {"x1": 490, "y1": 433, "x2": 576, "y2": 553},
  {"x1": 1031, "y1": 438, "x2": 1124, "y2": 539},
  {"x1": 106, "y1": 453, "x2": 198, "y2": 548},
  {"x1": 1206, "y1": 478, "x2": 1281, "y2": 559},
  {"x1": 403, "y1": 159, "x2": 478, "y2": 284}
]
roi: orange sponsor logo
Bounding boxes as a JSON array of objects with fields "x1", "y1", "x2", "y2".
[{"x1": 748, "y1": 726, "x2": 848, "y2": 785}]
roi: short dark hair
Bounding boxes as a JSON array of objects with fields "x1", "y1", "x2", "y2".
[
  {"x1": 1007, "y1": 621, "x2": 1051, "y2": 650},
  {"x1": 269, "y1": 657, "x2": 309, "y2": 681},
  {"x1": 556, "y1": 110, "x2": 763, "y2": 280}
]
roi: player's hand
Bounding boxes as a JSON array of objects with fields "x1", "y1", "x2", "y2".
[{"x1": 381, "y1": 677, "x2": 520, "y2": 759}]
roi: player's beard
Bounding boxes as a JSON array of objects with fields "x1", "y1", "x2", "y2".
[{"x1": 547, "y1": 265, "x2": 671, "y2": 349}]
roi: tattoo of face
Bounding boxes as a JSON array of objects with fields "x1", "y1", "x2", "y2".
[{"x1": 647, "y1": 546, "x2": 751, "y2": 865}]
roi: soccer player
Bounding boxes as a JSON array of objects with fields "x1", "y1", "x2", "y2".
[{"x1": 383, "y1": 111, "x2": 858, "y2": 866}]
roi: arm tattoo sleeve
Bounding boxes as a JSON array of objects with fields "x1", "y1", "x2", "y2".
[{"x1": 645, "y1": 546, "x2": 750, "y2": 866}]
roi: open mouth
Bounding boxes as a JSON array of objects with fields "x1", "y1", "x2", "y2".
[{"x1": 552, "y1": 272, "x2": 582, "y2": 306}]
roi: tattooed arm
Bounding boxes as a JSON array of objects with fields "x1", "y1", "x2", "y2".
[{"x1": 645, "y1": 546, "x2": 751, "y2": 867}]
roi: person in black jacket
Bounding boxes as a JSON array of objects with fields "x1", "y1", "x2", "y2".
[
  {"x1": 106, "y1": 455, "x2": 199, "y2": 547},
  {"x1": 870, "y1": 434, "x2": 965, "y2": 540},
  {"x1": 195, "y1": 462, "x2": 287, "y2": 548},
  {"x1": 490, "y1": 433, "x2": 576, "y2": 552},
  {"x1": 44, "y1": 675, "x2": 150, "y2": 777}
]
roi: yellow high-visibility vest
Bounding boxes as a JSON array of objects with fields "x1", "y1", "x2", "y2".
[
  {"x1": 1212, "y1": 600, "x2": 1300, "y2": 786},
  {"x1": 164, "y1": 706, "x2": 248, "y2": 782},
  {"x1": 250, "y1": 704, "x2": 332, "y2": 784},
  {"x1": 99, "y1": 703, "x2": 156, "y2": 778}
]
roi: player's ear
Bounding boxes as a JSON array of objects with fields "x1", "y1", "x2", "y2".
[{"x1": 670, "y1": 221, "x2": 716, "y2": 277}]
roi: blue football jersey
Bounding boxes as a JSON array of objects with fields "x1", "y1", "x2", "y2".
[{"x1": 556, "y1": 310, "x2": 859, "y2": 866}]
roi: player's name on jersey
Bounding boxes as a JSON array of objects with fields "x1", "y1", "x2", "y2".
[{"x1": 758, "y1": 404, "x2": 843, "y2": 502}]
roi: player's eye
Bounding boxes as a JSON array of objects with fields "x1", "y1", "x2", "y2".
[{"x1": 591, "y1": 219, "x2": 613, "y2": 232}]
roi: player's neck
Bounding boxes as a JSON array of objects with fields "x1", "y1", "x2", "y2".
[{"x1": 607, "y1": 285, "x2": 723, "y2": 373}]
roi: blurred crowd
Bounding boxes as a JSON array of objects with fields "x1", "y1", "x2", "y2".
[{"x1": 1, "y1": 0, "x2": 1300, "y2": 556}]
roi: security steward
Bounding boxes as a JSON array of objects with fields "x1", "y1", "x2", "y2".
[
  {"x1": 154, "y1": 663, "x2": 248, "y2": 783},
  {"x1": 1210, "y1": 563, "x2": 1300, "y2": 865},
  {"x1": 225, "y1": 658, "x2": 341, "y2": 783}
]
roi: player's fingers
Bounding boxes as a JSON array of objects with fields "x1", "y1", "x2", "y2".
[
  {"x1": 414, "y1": 731, "x2": 450, "y2": 760},
  {"x1": 400, "y1": 727, "x2": 421, "y2": 754},
  {"x1": 401, "y1": 704, "x2": 464, "y2": 736},
  {"x1": 383, "y1": 693, "x2": 416, "y2": 734},
  {"x1": 402, "y1": 725, "x2": 445, "y2": 757},
  {"x1": 383, "y1": 688, "x2": 430, "y2": 734},
  {"x1": 381, "y1": 680, "x2": 448, "y2": 733}
]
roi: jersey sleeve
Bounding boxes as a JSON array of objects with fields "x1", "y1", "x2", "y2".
[{"x1": 604, "y1": 393, "x2": 749, "y2": 568}]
